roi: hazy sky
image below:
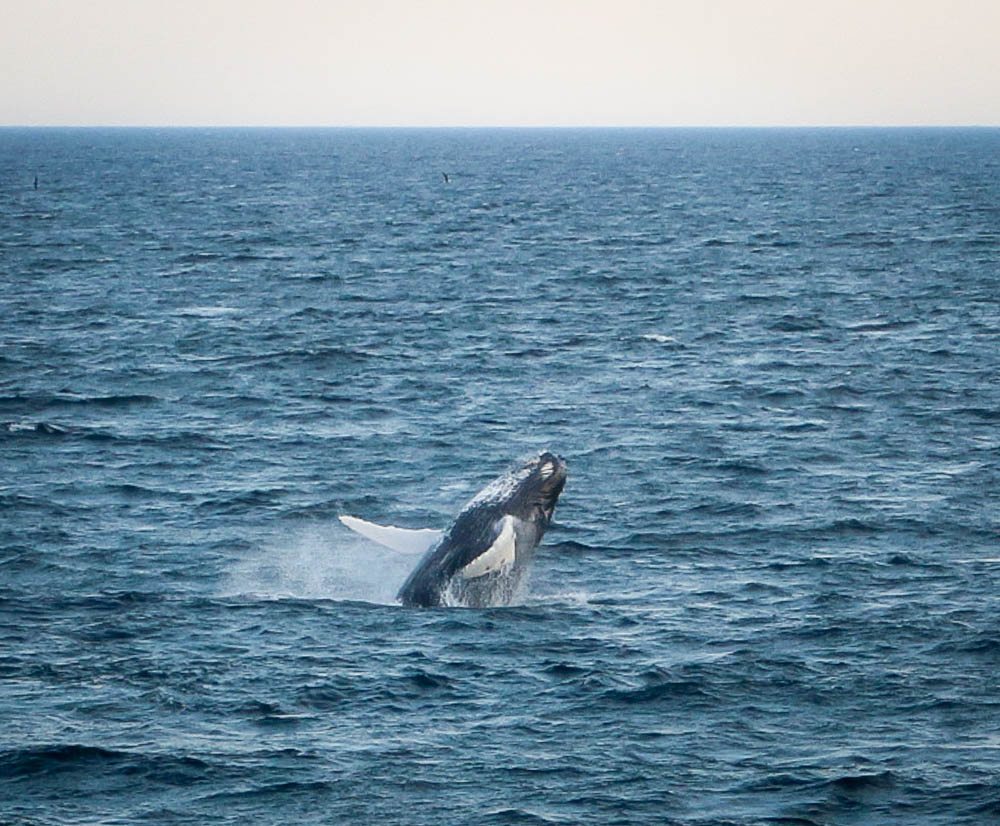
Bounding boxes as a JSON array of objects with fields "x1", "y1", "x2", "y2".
[{"x1": 2, "y1": 0, "x2": 998, "y2": 126}]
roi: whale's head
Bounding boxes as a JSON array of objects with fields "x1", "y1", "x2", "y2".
[
  {"x1": 464, "y1": 451, "x2": 567, "y2": 530},
  {"x1": 516, "y1": 451, "x2": 568, "y2": 527}
]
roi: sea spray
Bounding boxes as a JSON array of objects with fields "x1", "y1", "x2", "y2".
[{"x1": 222, "y1": 522, "x2": 415, "y2": 604}]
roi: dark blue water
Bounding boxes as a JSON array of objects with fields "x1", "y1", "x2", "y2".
[{"x1": 2, "y1": 128, "x2": 999, "y2": 825}]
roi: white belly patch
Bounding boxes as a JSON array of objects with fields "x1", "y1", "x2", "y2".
[{"x1": 460, "y1": 516, "x2": 517, "y2": 579}]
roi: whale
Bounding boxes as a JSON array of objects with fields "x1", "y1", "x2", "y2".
[{"x1": 340, "y1": 451, "x2": 567, "y2": 607}]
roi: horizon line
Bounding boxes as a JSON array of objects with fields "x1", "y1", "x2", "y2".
[{"x1": 2, "y1": 122, "x2": 999, "y2": 130}]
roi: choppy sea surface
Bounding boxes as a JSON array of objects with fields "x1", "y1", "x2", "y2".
[{"x1": 2, "y1": 128, "x2": 999, "y2": 825}]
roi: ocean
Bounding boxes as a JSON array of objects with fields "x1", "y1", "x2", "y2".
[{"x1": 1, "y1": 127, "x2": 998, "y2": 824}]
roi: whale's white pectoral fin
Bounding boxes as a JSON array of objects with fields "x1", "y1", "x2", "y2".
[
  {"x1": 339, "y1": 515, "x2": 442, "y2": 554},
  {"x1": 460, "y1": 516, "x2": 516, "y2": 579}
]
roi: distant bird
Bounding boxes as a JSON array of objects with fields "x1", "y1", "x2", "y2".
[{"x1": 442, "y1": 172, "x2": 450, "y2": 183}]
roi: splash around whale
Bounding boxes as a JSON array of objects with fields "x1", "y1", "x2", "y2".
[{"x1": 340, "y1": 452, "x2": 567, "y2": 607}]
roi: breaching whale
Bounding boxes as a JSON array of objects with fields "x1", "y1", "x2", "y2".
[{"x1": 340, "y1": 452, "x2": 567, "y2": 607}]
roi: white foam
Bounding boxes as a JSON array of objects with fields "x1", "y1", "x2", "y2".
[
  {"x1": 176, "y1": 306, "x2": 240, "y2": 318},
  {"x1": 525, "y1": 588, "x2": 593, "y2": 608}
]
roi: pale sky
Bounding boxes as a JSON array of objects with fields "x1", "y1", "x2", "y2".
[{"x1": 2, "y1": 0, "x2": 998, "y2": 127}]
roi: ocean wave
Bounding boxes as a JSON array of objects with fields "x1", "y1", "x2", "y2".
[
  {"x1": 0, "y1": 744, "x2": 211, "y2": 783},
  {"x1": 3, "y1": 127, "x2": 998, "y2": 825},
  {"x1": 1, "y1": 421, "x2": 70, "y2": 437}
]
